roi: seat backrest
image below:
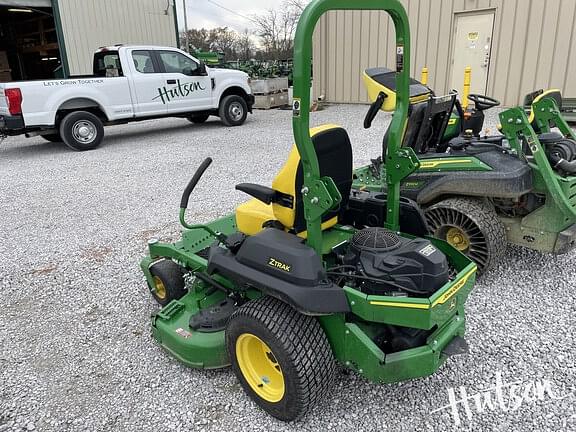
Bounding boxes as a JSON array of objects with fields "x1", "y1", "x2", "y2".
[
  {"x1": 403, "y1": 94, "x2": 457, "y2": 153},
  {"x1": 272, "y1": 125, "x2": 353, "y2": 233},
  {"x1": 525, "y1": 89, "x2": 563, "y2": 125}
]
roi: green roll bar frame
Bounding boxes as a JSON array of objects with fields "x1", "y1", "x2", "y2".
[{"x1": 292, "y1": 0, "x2": 419, "y2": 254}]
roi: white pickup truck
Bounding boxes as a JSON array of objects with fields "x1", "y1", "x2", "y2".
[{"x1": 0, "y1": 45, "x2": 254, "y2": 150}]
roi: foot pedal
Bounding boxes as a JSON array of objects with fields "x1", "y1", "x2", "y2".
[
  {"x1": 189, "y1": 298, "x2": 236, "y2": 333},
  {"x1": 442, "y1": 336, "x2": 469, "y2": 357}
]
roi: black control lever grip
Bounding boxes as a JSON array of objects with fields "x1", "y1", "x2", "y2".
[
  {"x1": 180, "y1": 157, "x2": 213, "y2": 209},
  {"x1": 364, "y1": 92, "x2": 387, "y2": 129}
]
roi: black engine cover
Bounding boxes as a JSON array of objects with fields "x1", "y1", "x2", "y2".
[{"x1": 344, "y1": 228, "x2": 449, "y2": 296}]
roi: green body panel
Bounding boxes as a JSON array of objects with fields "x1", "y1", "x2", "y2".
[
  {"x1": 352, "y1": 156, "x2": 491, "y2": 192},
  {"x1": 152, "y1": 294, "x2": 229, "y2": 369},
  {"x1": 141, "y1": 0, "x2": 477, "y2": 385},
  {"x1": 444, "y1": 116, "x2": 461, "y2": 140}
]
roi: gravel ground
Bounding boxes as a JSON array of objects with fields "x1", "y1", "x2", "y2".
[{"x1": 0, "y1": 104, "x2": 575, "y2": 432}]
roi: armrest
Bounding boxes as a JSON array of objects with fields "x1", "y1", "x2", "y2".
[
  {"x1": 236, "y1": 183, "x2": 277, "y2": 204},
  {"x1": 235, "y1": 183, "x2": 294, "y2": 208}
]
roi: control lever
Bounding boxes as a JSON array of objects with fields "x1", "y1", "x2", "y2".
[{"x1": 364, "y1": 92, "x2": 387, "y2": 129}]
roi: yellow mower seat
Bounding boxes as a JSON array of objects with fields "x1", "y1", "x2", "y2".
[
  {"x1": 235, "y1": 124, "x2": 353, "y2": 236},
  {"x1": 236, "y1": 199, "x2": 275, "y2": 236}
]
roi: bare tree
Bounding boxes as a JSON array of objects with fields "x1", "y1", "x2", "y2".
[
  {"x1": 180, "y1": 28, "x2": 211, "y2": 52},
  {"x1": 253, "y1": 0, "x2": 305, "y2": 60},
  {"x1": 285, "y1": 0, "x2": 308, "y2": 12},
  {"x1": 208, "y1": 27, "x2": 238, "y2": 58},
  {"x1": 236, "y1": 29, "x2": 256, "y2": 61}
]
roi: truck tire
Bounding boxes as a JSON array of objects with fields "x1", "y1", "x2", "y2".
[
  {"x1": 425, "y1": 197, "x2": 506, "y2": 274},
  {"x1": 226, "y1": 296, "x2": 335, "y2": 421},
  {"x1": 219, "y1": 95, "x2": 248, "y2": 126},
  {"x1": 187, "y1": 114, "x2": 210, "y2": 124},
  {"x1": 41, "y1": 133, "x2": 62, "y2": 143},
  {"x1": 59, "y1": 111, "x2": 104, "y2": 151}
]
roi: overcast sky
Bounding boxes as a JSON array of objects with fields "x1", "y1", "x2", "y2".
[{"x1": 175, "y1": 0, "x2": 284, "y2": 32}]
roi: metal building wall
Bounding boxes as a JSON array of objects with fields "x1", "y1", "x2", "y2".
[
  {"x1": 312, "y1": 0, "x2": 576, "y2": 106},
  {"x1": 56, "y1": 0, "x2": 177, "y2": 75}
]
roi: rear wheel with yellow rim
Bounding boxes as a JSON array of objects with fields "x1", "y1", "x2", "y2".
[
  {"x1": 226, "y1": 296, "x2": 335, "y2": 421},
  {"x1": 148, "y1": 260, "x2": 186, "y2": 306},
  {"x1": 425, "y1": 197, "x2": 506, "y2": 273}
]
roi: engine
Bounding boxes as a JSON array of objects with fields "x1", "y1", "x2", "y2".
[{"x1": 331, "y1": 227, "x2": 449, "y2": 297}]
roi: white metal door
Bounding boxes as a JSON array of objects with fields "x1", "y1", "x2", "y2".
[
  {"x1": 156, "y1": 50, "x2": 212, "y2": 112},
  {"x1": 450, "y1": 11, "x2": 495, "y2": 99},
  {"x1": 128, "y1": 49, "x2": 168, "y2": 117}
]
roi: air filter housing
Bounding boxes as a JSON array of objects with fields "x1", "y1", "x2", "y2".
[{"x1": 351, "y1": 227, "x2": 401, "y2": 252}]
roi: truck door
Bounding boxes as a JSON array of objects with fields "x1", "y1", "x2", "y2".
[
  {"x1": 128, "y1": 49, "x2": 167, "y2": 116},
  {"x1": 155, "y1": 50, "x2": 212, "y2": 113}
]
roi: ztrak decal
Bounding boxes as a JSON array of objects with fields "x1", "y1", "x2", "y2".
[
  {"x1": 154, "y1": 79, "x2": 206, "y2": 104},
  {"x1": 268, "y1": 257, "x2": 291, "y2": 272}
]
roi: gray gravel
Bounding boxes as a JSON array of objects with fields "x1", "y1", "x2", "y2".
[{"x1": 0, "y1": 105, "x2": 575, "y2": 432}]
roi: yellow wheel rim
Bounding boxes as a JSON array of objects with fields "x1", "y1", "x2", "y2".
[
  {"x1": 446, "y1": 226, "x2": 470, "y2": 252},
  {"x1": 236, "y1": 333, "x2": 285, "y2": 403},
  {"x1": 152, "y1": 276, "x2": 167, "y2": 300}
]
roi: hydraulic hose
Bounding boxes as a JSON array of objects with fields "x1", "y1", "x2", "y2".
[{"x1": 548, "y1": 153, "x2": 576, "y2": 174}]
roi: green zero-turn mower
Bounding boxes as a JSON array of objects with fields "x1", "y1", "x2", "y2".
[
  {"x1": 140, "y1": 0, "x2": 477, "y2": 422},
  {"x1": 354, "y1": 66, "x2": 576, "y2": 273}
]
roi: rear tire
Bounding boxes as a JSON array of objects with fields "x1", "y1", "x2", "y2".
[
  {"x1": 226, "y1": 296, "x2": 335, "y2": 421},
  {"x1": 187, "y1": 114, "x2": 210, "y2": 124},
  {"x1": 59, "y1": 111, "x2": 104, "y2": 151},
  {"x1": 148, "y1": 260, "x2": 186, "y2": 306},
  {"x1": 41, "y1": 133, "x2": 62, "y2": 143},
  {"x1": 219, "y1": 95, "x2": 248, "y2": 126},
  {"x1": 425, "y1": 197, "x2": 506, "y2": 273}
]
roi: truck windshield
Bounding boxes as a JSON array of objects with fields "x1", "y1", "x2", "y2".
[{"x1": 93, "y1": 51, "x2": 123, "y2": 77}]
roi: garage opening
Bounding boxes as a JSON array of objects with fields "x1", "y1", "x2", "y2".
[{"x1": 0, "y1": 0, "x2": 62, "y2": 82}]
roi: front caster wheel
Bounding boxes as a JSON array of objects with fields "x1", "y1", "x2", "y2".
[
  {"x1": 425, "y1": 197, "x2": 506, "y2": 273},
  {"x1": 148, "y1": 260, "x2": 186, "y2": 306},
  {"x1": 226, "y1": 296, "x2": 335, "y2": 421}
]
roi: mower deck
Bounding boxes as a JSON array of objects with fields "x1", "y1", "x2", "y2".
[{"x1": 142, "y1": 214, "x2": 476, "y2": 381}]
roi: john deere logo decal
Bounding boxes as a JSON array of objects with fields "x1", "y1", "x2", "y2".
[
  {"x1": 154, "y1": 79, "x2": 206, "y2": 104},
  {"x1": 268, "y1": 257, "x2": 291, "y2": 272}
]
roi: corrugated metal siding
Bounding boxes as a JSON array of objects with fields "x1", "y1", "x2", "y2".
[
  {"x1": 57, "y1": 0, "x2": 176, "y2": 75},
  {"x1": 313, "y1": 0, "x2": 576, "y2": 106}
]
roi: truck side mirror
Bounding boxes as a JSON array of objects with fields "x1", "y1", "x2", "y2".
[{"x1": 197, "y1": 62, "x2": 207, "y2": 76}]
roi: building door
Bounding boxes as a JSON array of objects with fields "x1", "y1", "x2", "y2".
[{"x1": 450, "y1": 11, "x2": 495, "y2": 102}]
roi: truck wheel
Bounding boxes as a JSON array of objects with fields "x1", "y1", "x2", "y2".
[
  {"x1": 187, "y1": 114, "x2": 210, "y2": 124},
  {"x1": 425, "y1": 197, "x2": 506, "y2": 274},
  {"x1": 59, "y1": 111, "x2": 104, "y2": 151},
  {"x1": 148, "y1": 260, "x2": 186, "y2": 306},
  {"x1": 41, "y1": 133, "x2": 62, "y2": 143},
  {"x1": 226, "y1": 296, "x2": 335, "y2": 421},
  {"x1": 219, "y1": 95, "x2": 248, "y2": 126}
]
